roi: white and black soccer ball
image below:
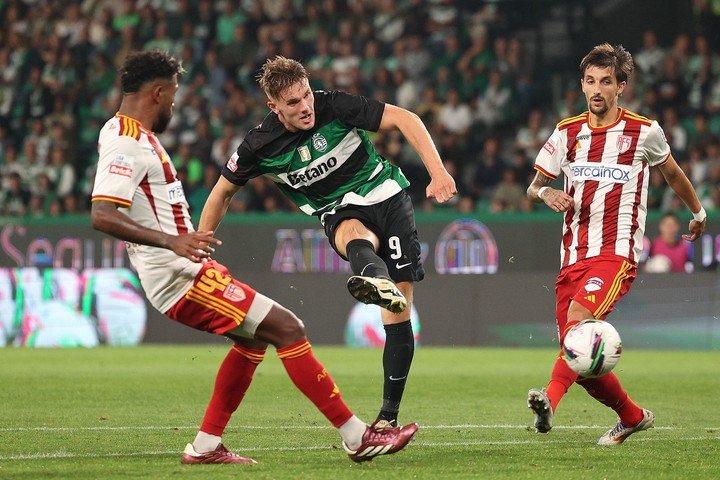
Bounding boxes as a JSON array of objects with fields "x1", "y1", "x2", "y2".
[{"x1": 562, "y1": 319, "x2": 622, "y2": 378}]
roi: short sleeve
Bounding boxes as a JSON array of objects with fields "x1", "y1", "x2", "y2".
[
  {"x1": 326, "y1": 90, "x2": 385, "y2": 132},
  {"x1": 92, "y1": 136, "x2": 147, "y2": 207},
  {"x1": 221, "y1": 142, "x2": 260, "y2": 186},
  {"x1": 533, "y1": 127, "x2": 565, "y2": 179},
  {"x1": 644, "y1": 120, "x2": 672, "y2": 166}
]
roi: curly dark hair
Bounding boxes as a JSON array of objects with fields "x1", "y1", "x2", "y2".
[
  {"x1": 119, "y1": 49, "x2": 185, "y2": 94},
  {"x1": 580, "y1": 43, "x2": 634, "y2": 84}
]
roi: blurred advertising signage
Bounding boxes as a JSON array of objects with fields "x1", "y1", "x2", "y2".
[
  {"x1": 435, "y1": 219, "x2": 499, "y2": 274},
  {"x1": 700, "y1": 234, "x2": 720, "y2": 268},
  {"x1": 0, "y1": 267, "x2": 146, "y2": 348},
  {"x1": 1, "y1": 225, "x2": 129, "y2": 269},
  {"x1": 271, "y1": 219, "x2": 498, "y2": 274},
  {"x1": 272, "y1": 229, "x2": 351, "y2": 273}
]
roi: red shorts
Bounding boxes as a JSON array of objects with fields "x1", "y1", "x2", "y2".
[
  {"x1": 555, "y1": 255, "x2": 636, "y2": 339},
  {"x1": 166, "y1": 260, "x2": 273, "y2": 337}
]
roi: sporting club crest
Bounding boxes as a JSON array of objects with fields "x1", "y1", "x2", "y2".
[{"x1": 312, "y1": 133, "x2": 328, "y2": 152}]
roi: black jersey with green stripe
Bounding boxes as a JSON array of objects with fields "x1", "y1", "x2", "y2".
[{"x1": 221, "y1": 90, "x2": 409, "y2": 216}]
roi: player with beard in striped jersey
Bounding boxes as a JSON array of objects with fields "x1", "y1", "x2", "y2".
[
  {"x1": 200, "y1": 56, "x2": 456, "y2": 431},
  {"x1": 525, "y1": 43, "x2": 706, "y2": 445},
  {"x1": 91, "y1": 50, "x2": 418, "y2": 465}
]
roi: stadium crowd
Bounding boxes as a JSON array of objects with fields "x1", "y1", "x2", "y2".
[{"x1": 1, "y1": 0, "x2": 720, "y2": 218}]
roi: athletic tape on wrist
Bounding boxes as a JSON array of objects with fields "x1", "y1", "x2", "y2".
[
  {"x1": 538, "y1": 186, "x2": 550, "y2": 200},
  {"x1": 692, "y1": 207, "x2": 707, "y2": 222}
]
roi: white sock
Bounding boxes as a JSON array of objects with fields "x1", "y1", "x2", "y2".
[
  {"x1": 337, "y1": 415, "x2": 367, "y2": 450},
  {"x1": 192, "y1": 431, "x2": 222, "y2": 453}
]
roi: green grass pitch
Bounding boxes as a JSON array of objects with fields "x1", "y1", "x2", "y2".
[{"x1": 1, "y1": 345, "x2": 718, "y2": 479}]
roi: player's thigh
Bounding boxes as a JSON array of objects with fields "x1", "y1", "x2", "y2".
[{"x1": 166, "y1": 260, "x2": 273, "y2": 338}]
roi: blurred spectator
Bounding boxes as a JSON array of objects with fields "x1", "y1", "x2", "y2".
[
  {"x1": 635, "y1": 29, "x2": 665, "y2": 84},
  {"x1": 515, "y1": 109, "x2": 551, "y2": 161},
  {"x1": 468, "y1": 137, "x2": 505, "y2": 200},
  {"x1": 490, "y1": 168, "x2": 531, "y2": 213},
  {"x1": 438, "y1": 88, "x2": 472, "y2": 136},
  {"x1": 646, "y1": 213, "x2": 693, "y2": 273},
  {"x1": 653, "y1": 55, "x2": 686, "y2": 112},
  {"x1": 188, "y1": 164, "x2": 220, "y2": 216},
  {"x1": 47, "y1": 146, "x2": 75, "y2": 199},
  {"x1": 662, "y1": 107, "x2": 688, "y2": 155},
  {"x1": 0, "y1": 172, "x2": 30, "y2": 216},
  {"x1": 646, "y1": 167, "x2": 667, "y2": 210},
  {"x1": 687, "y1": 113, "x2": 718, "y2": 149},
  {"x1": 475, "y1": 69, "x2": 513, "y2": 128},
  {"x1": 0, "y1": 2, "x2": 718, "y2": 218}
]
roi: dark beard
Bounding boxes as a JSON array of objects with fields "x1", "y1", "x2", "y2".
[
  {"x1": 589, "y1": 100, "x2": 608, "y2": 116},
  {"x1": 153, "y1": 109, "x2": 172, "y2": 133}
]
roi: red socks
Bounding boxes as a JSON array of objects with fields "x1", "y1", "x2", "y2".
[
  {"x1": 577, "y1": 372, "x2": 644, "y2": 426},
  {"x1": 200, "y1": 344, "x2": 265, "y2": 436},
  {"x1": 277, "y1": 339, "x2": 354, "y2": 428},
  {"x1": 545, "y1": 356, "x2": 578, "y2": 412}
]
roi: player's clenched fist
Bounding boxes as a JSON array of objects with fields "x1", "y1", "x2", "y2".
[
  {"x1": 169, "y1": 231, "x2": 223, "y2": 262},
  {"x1": 426, "y1": 170, "x2": 457, "y2": 204}
]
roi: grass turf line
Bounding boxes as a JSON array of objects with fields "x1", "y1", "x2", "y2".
[{"x1": 1, "y1": 346, "x2": 718, "y2": 479}]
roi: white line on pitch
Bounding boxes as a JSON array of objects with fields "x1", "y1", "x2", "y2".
[
  {"x1": 1, "y1": 436, "x2": 718, "y2": 461},
  {"x1": 0, "y1": 424, "x2": 679, "y2": 432}
]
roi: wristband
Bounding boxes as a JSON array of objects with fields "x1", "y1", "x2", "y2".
[
  {"x1": 538, "y1": 186, "x2": 550, "y2": 200},
  {"x1": 692, "y1": 207, "x2": 707, "y2": 222}
]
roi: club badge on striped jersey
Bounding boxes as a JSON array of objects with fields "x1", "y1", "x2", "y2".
[
  {"x1": 297, "y1": 145, "x2": 311, "y2": 162},
  {"x1": 311, "y1": 133, "x2": 328, "y2": 152},
  {"x1": 617, "y1": 135, "x2": 633, "y2": 154}
]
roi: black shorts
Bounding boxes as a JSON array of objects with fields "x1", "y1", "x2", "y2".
[{"x1": 322, "y1": 190, "x2": 425, "y2": 283}]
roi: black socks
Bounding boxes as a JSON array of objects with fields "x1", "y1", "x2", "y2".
[
  {"x1": 346, "y1": 239, "x2": 390, "y2": 279},
  {"x1": 378, "y1": 320, "x2": 414, "y2": 424}
]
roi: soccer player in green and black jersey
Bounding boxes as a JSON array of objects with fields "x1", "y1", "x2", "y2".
[{"x1": 199, "y1": 56, "x2": 456, "y2": 430}]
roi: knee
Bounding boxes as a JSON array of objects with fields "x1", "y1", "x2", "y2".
[{"x1": 276, "y1": 310, "x2": 306, "y2": 343}]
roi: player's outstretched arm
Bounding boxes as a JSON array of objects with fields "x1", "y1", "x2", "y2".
[
  {"x1": 527, "y1": 171, "x2": 574, "y2": 212},
  {"x1": 198, "y1": 176, "x2": 243, "y2": 232},
  {"x1": 379, "y1": 104, "x2": 457, "y2": 203},
  {"x1": 91, "y1": 200, "x2": 220, "y2": 262},
  {"x1": 658, "y1": 155, "x2": 707, "y2": 241}
]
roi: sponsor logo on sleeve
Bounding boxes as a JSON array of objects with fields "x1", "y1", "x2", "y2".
[
  {"x1": 166, "y1": 180, "x2": 186, "y2": 204},
  {"x1": 227, "y1": 152, "x2": 238, "y2": 172},
  {"x1": 542, "y1": 140, "x2": 556, "y2": 155},
  {"x1": 109, "y1": 154, "x2": 134, "y2": 177}
]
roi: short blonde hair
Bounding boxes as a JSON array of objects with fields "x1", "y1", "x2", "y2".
[{"x1": 258, "y1": 56, "x2": 308, "y2": 100}]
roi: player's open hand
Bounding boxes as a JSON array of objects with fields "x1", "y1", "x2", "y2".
[
  {"x1": 682, "y1": 218, "x2": 706, "y2": 242},
  {"x1": 169, "y1": 230, "x2": 223, "y2": 262},
  {"x1": 542, "y1": 188, "x2": 574, "y2": 213},
  {"x1": 426, "y1": 170, "x2": 457, "y2": 204}
]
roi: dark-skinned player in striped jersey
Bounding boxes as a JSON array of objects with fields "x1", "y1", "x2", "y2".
[{"x1": 200, "y1": 56, "x2": 456, "y2": 432}]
